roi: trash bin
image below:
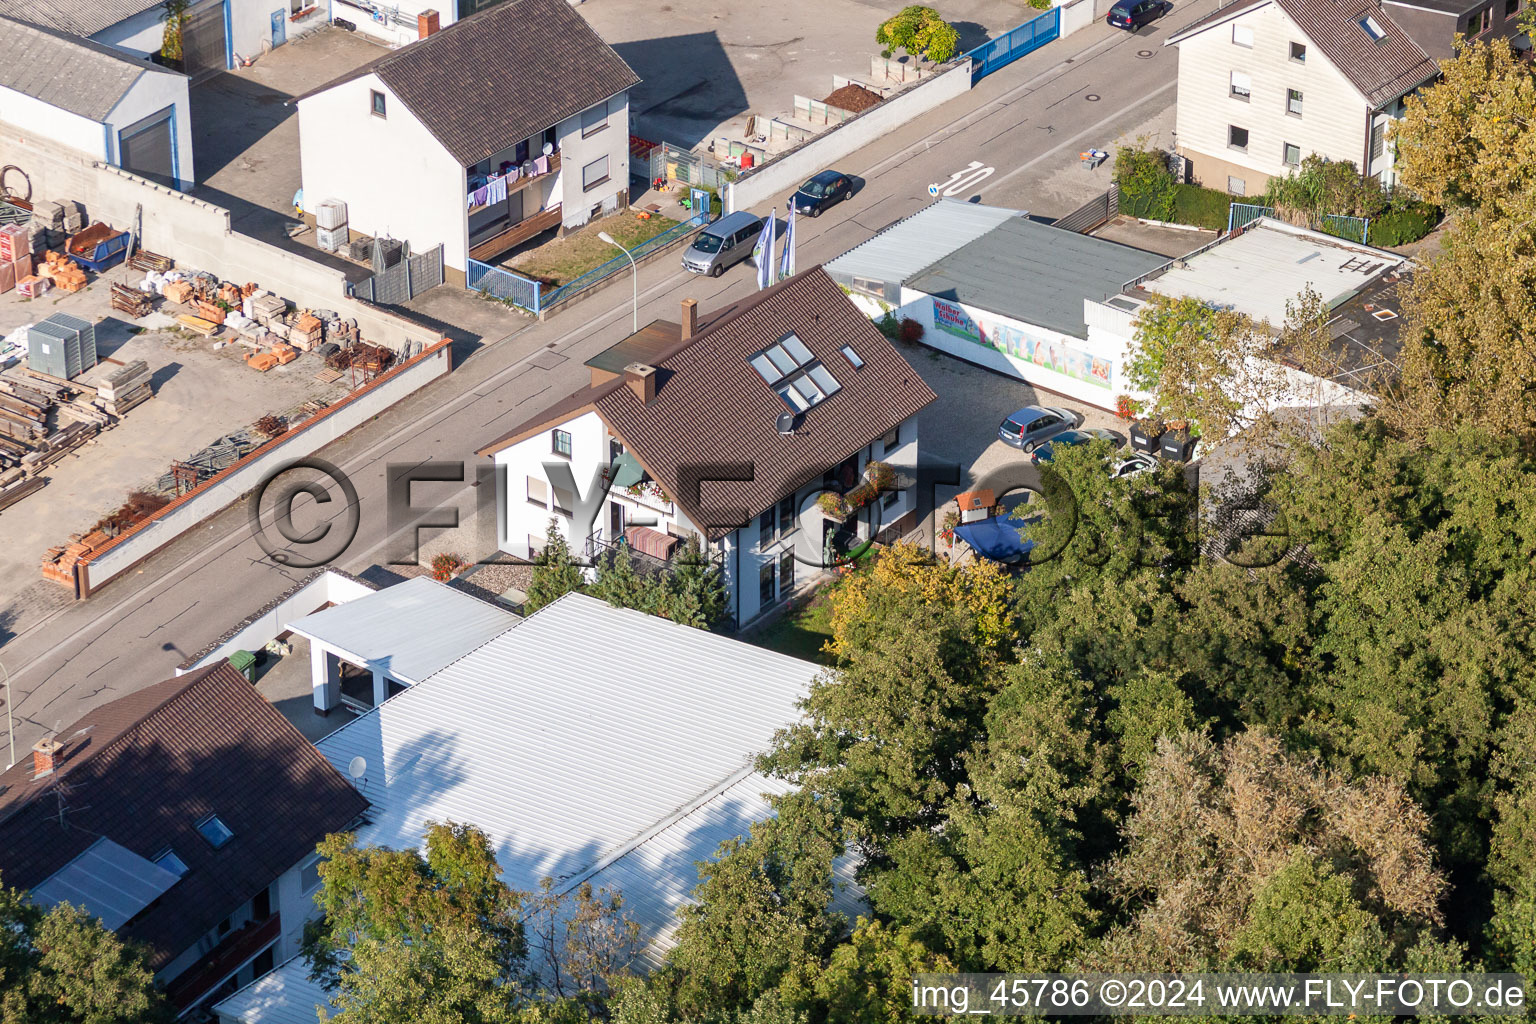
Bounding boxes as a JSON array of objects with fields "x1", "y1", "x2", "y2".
[{"x1": 228, "y1": 649, "x2": 258, "y2": 684}]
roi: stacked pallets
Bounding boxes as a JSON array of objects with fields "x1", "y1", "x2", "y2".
[
  {"x1": 128, "y1": 249, "x2": 173, "y2": 273},
  {"x1": 97, "y1": 360, "x2": 152, "y2": 417}
]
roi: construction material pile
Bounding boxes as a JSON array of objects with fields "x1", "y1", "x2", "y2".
[
  {"x1": 111, "y1": 281, "x2": 155, "y2": 317},
  {"x1": 0, "y1": 223, "x2": 34, "y2": 295},
  {"x1": 98, "y1": 360, "x2": 152, "y2": 417}
]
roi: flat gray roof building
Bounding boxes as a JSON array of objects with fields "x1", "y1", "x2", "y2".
[
  {"x1": 904, "y1": 218, "x2": 1168, "y2": 338},
  {"x1": 824, "y1": 199, "x2": 1026, "y2": 304}
]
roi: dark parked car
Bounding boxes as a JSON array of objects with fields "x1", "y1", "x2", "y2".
[
  {"x1": 1030, "y1": 427, "x2": 1118, "y2": 464},
  {"x1": 793, "y1": 170, "x2": 854, "y2": 217},
  {"x1": 1106, "y1": 0, "x2": 1167, "y2": 29},
  {"x1": 997, "y1": 406, "x2": 1079, "y2": 452}
]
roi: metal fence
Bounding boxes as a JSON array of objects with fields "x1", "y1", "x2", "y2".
[
  {"x1": 1054, "y1": 183, "x2": 1120, "y2": 234},
  {"x1": 649, "y1": 143, "x2": 734, "y2": 191},
  {"x1": 350, "y1": 240, "x2": 444, "y2": 304},
  {"x1": 467, "y1": 259, "x2": 542, "y2": 312},
  {"x1": 540, "y1": 210, "x2": 710, "y2": 310},
  {"x1": 1228, "y1": 202, "x2": 1371, "y2": 244},
  {"x1": 468, "y1": 206, "x2": 712, "y2": 316},
  {"x1": 964, "y1": 7, "x2": 1060, "y2": 83}
]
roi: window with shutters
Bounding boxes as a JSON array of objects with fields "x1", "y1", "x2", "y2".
[{"x1": 1230, "y1": 71, "x2": 1252, "y2": 100}]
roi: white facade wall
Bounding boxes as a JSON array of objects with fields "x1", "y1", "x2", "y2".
[
  {"x1": 297, "y1": 73, "x2": 467, "y2": 267},
  {"x1": 494, "y1": 408, "x2": 923, "y2": 627},
  {"x1": 553, "y1": 94, "x2": 631, "y2": 229},
  {"x1": 1173, "y1": 2, "x2": 1372, "y2": 189},
  {"x1": 0, "y1": 86, "x2": 106, "y2": 158},
  {"x1": 91, "y1": 6, "x2": 170, "y2": 58},
  {"x1": 105, "y1": 71, "x2": 196, "y2": 188},
  {"x1": 898, "y1": 289, "x2": 1122, "y2": 411}
]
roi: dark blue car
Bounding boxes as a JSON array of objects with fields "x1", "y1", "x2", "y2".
[
  {"x1": 793, "y1": 170, "x2": 854, "y2": 217},
  {"x1": 1030, "y1": 427, "x2": 1118, "y2": 464}
]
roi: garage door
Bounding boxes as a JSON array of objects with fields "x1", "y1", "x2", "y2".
[
  {"x1": 119, "y1": 108, "x2": 176, "y2": 187},
  {"x1": 181, "y1": 0, "x2": 228, "y2": 81}
]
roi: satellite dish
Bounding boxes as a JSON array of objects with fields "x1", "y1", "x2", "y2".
[
  {"x1": 348, "y1": 756, "x2": 367, "y2": 780},
  {"x1": 542, "y1": 141, "x2": 554, "y2": 156}
]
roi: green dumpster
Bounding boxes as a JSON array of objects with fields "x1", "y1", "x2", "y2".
[{"x1": 228, "y1": 649, "x2": 258, "y2": 684}]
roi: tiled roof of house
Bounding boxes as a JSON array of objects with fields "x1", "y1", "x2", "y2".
[
  {"x1": 0, "y1": 16, "x2": 178, "y2": 120},
  {"x1": 0, "y1": 0, "x2": 160, "y2": 43},
  {"x1": 0, "y1": 662, "x2": 369, "y2": 969},
  {"x1": 478, "y1": 268, "x2": 938, "y2": 539},
  {"x1": 293, "y1": 0, "x2": 640, "y2": 167},
  {"x1": 1168, "y1": 0, "x2": 1439, "y2": 106}
]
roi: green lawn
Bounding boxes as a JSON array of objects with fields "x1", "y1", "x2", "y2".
[
  {"x1": 751, "y1": 587, "x2": 838, "y2": 665},
  {"x1": 508, "y1": 213, "x2": 681, "y2": 287}
]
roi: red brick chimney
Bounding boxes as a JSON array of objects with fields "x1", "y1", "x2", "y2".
[
  {"x1": 681, "y1": 298, "x2": 698, "y2": 340},
  {"x1": 624, "y1": 362, "x2": 657, "y2": 404},
  {"x1": 32, "y1": 738, "x2": 63, "y2": 777},
  {"x1": 417, "y1": 9, "x2": 439, "y2": 37}
]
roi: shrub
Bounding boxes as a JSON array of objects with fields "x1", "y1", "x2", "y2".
[
  {"x1": 1368, "y1": 201, "x2": 1441, "y2": 247},
  {"x1": 899, "y1": 317, "x2": 925, "y2": 343},
  {"x1": 875, "y1": 6, "x2": 961, "y2": 63},
  {"x1": 1261, "y1": 155, "x2": 1387, "y2": 220},
  {"x1": 875, "y1": 312, "x2": 901, "y2": 340},
  {"x1": 1114, "y1": 144, "x2": 1178, "y2": 222}
]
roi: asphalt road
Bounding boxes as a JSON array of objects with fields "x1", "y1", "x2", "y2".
[{"x1": 0, "y1": 1, "x2": 1218, "y2": 762}]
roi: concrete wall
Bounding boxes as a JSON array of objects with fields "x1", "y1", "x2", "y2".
[
  {"x1": 79, "y1": 339, "x2": 453, "y2": 596},
  {"x1": 555, "y1": 94, "x2": 631, "y2": 229},
  {"x1": 298, "y1": 74, "x2": 468, "y2": 269},
  {"x1": 178, "y1": 569, "x2": 376, "y2": 672},
  {"x1": 0, "y1": 89, "x2": 107, "y2": 161},
  {"x1": 898, "y1": 289, "x2": 1122, "y2": 410},
  {"x1": 105, "y1": 71, "x2": 196, "y2": 188},
  {"x1": 1057, "y1": 0, "x2": 1095, "y2": 38},
  {"x1": 1173, "y1": 2, "x2": 1370, "y2": 192},
  {"x1": 726, "y1": 63, "x2": 973, "y2": 213}
]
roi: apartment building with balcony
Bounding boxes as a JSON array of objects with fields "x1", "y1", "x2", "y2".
[{"x1": 292, "y1": 0, "x2": 638, "y2": 281}]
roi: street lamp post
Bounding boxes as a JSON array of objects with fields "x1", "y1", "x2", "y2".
[
  {"x1": 2, "y1": 660, "x2": 13, "y2": 770},
  {"x1": 597, "y1": 231, "x2": 639, "y2": 335}
]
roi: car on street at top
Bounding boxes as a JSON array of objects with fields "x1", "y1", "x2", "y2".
[
  {"x1": 997, "y1": 405, "x2": 1080, "y2": 452},
  {"x1": 1106, "y1": 0, "x2": 1169, "y2": 29},
  {"x1": 792, "y1": 170, "x2": 855, "y2": 217}
]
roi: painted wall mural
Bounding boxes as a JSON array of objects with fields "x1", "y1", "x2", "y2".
[{"x1": 931, "y1": 297, "x2": 1112, "y2": 389}]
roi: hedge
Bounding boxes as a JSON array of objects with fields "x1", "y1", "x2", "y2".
[
  {"x1": 1368, "y1": 202, "x2": 1441, "y2": 247},
  {"x1": 1119, "y1": 183, "x2": 1232, "y2": 232}
]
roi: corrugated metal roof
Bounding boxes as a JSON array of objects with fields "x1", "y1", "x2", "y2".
[
  {"x1": 286, "y1": 577, "x2": 519, "y2": 684},
  {"x1": 217, "y1": 594, "x2": 830, "y2": 1024},
  {"x1": 823, "y1": 199, "x2": 1027, "y2": 287},
  {"x1": 32, "y1": 837, "x2": 182, "y2": 930},
  {"x1": 0, "y1": 16, "x2": 173, "y2": 120},
  {"x1": 0, "y1": 0, "x2": 162, "y2": 43},
  {"x1": 1141, "y1": 218, "x2": 1403, "y2": 325},
  {"x1": 905, "y1": 218, "x2": 1167, "y2": 337}
]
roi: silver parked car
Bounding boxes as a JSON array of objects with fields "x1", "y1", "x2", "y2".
[
  {"x1": 997, "y1": 405, "x2": 1080, "y2": 453},
  {"x1": 681, "y1": 210, "x2": 764, "y2": 277}
]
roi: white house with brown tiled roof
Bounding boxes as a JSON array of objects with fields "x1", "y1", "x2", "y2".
[
  {"x1": 292, "y1": 0, "x2": 638, "y2": 280},
  {"x1": 1165, "y1": 0, "x2": 1439, "y2": 195},
  {"x1": 475, "y1": 268, "x2": 938, "y2": 628}
]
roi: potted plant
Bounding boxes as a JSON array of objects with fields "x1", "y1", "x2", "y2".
[
  {"x1": 818, "y1": 491, "x2": 853, "y2": 521},
  {"x1": 939, "y1": 508, "x2": 960, "y2": 547},
  {"x1": 864, "y1": 460, "x2": 895, "y2": 491},
  {"x1": 1159, "y1": 419, "x2": 1197, "y2": 462},
  {"x1": 1115, "y1": 394, "x2": 1141, "y2": 421},
  {"x1": 1129, "y1": 415, "x2": 1165, "y2": 453}
]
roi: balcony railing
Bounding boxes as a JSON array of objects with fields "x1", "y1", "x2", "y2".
[
  {"x1": 468, "y1": 205, "x2": 563, "y2": 264},
  {"x1": 466, "y1": 152, "x2": 561, "y2": 213}
]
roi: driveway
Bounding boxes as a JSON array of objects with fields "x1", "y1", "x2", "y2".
[{"x1": 189, "y1": 27, "x2": 387, "y2": 275}]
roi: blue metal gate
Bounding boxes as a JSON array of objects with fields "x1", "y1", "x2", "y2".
[{"x1": 963, "y1": 7, "x2": 1060, "y2": 83}]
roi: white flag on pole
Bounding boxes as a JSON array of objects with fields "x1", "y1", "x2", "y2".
[
  {"x1": 755, "y1": 213, "x2": 776, "y2": 290},
  {"x1": 779, "y1": 201, "x2": 796, "y2": 281}
]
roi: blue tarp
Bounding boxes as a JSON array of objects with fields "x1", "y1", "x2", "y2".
[{"x1": 953, "y1": 517, "x2": 1035, "y2": 564}]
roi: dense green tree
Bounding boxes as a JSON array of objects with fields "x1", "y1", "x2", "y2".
[
  {"x1": 0, "y1": 882, "x2": 170, "y2": 1024},
  {"x1": 526, "y1": 518, "x2": 585, "y2": 613},
  {"x1": 588, "y1": 548, "x2": 659, "y2": 614},
  {"x1": 304, "y1": 822, "x2": 530, "y2": 1024},
  {"x1": 666, "y1": 795, "x2": 845, "y2": 1019},
  {"x1": 804, "y1": 919, "x2": 953, "y2": 1024},
  {"x1": 873, "y1": 6, "x2": 959, "y2": 62},
  {"x1": 657, "y1": 537, "x2": 728, "y2": 629}
]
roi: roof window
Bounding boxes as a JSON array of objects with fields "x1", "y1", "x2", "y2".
[
  {"x1": 1358, "y1": 14, "x2": 1385, "y2": 38},
  {"x1": 195, "y1": 814, "x2": 234, "y2": 849},
  {"x1": 750, "y1": 333, "x2": 842, "y2": 411}
]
